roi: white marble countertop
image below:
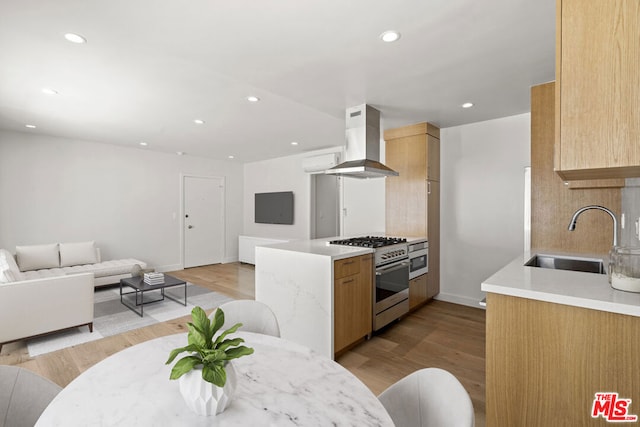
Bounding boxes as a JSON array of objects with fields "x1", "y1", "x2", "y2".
[
  {"x1": 258, "y1": 235, "x2": 427, "y2": 261},
  {"x1": 262, "y1": 238, "x2": 374, "y2": 260},
  {"x1": 481, "y1": 250, "x2": 640, "y2": 317},
  {"x1": 36, "y1": 331, "x2": 393, "y2": 426}
]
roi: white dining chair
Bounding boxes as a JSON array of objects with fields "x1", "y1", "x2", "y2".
[
  {"x1": 378, "y1": 367, "x2": 475, "y2": 427},
  {"x1": 213, "y1": 300, "x2": 281, "y2": 337},
  {"x1": 0, "y1": 365, "x2": 62, "y2": 427}
]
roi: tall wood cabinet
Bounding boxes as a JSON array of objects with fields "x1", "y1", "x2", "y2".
[
  {"x1": 333, "y1": 254, "x2": 373, "y2": 355},
  {"x1": 555, "y1": 0, "x2": 640, "y2": 180},
  {"x1": 384, "y1": 122, "x2": 440, "y2": 304}
]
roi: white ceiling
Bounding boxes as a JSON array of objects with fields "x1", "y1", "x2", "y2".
[{"x1": 0, "y1": 0, "x2": 555, "y2": 163}]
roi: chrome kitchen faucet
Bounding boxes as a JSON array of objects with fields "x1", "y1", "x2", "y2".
[{"x1": 568, "y1": 205, "x2": 618, "y2": 247}]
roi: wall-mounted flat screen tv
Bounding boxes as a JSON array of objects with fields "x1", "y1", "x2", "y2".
[{"x1": 255, "y1": 191, "x2": 294, "y2": 225}]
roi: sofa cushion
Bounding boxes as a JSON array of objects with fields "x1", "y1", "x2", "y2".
[
  {"x1": 0, "y1": 252, "x2": 10, "y2": 283},
  {"x1": 20, "y1": 258, "x2": 147, "y2": 281},
  {"x1": 62, "y1": 259, "x2": 147, "y2": 278},
  {"x1": 0, "y1": 249, "x2": 15, "y2": 283},
  {"x1": 59, "y1": 241, "x2": 98, "y2": 267},
  {"x1": 1, "y1": 249, "x2": 25, "y2": 282},
  {"x1": 21, "y1": 268, "x2": 67, "y2": 280},
  {"x1": 15, "y1": 244, "x2": 60, "y2": 272}
]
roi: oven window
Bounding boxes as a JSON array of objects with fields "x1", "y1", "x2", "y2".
[
  {"x1": 376, "y1": 265, "x2": 409, "y2": 303},
  {"x1": 410, "y1": 255, "x2": 427, "y2": 272}
]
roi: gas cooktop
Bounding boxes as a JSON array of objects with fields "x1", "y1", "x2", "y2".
[{"x1": 329, "y1": 236, "x2": 407, "y2": 248}]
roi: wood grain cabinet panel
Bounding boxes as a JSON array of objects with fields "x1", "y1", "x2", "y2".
[
  {"x1": 384, "y1": 123, "x2": 440, "y2": 299},
  {"x1": 531, "y1": 82, "x2": 621, "y2": 254},
  {"x1": 334, "y1": 257, "x2": 361, "y2": 279},
  {"x1": 486, "y1": 293, "x2": 640, "y2": 426},
  {"x1": 555, "y1": 0, "x2": 640, "y2": 180},
  {"x1": 426, "y1": 181, "x2": 439, "y2": 297},
  {"x1": 409, "y1": 274, "x2": 427, "y2": 310},
  {"x1": 334, "y1": 254, "x2": 372, "y2": 355}
]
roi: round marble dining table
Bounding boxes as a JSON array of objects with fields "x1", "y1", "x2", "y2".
[{"x1": 36, "y1": 331, "x2": 394, "y2": 426}]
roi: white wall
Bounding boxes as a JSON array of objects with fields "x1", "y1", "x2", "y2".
[
  {"x1": 341, "y1": 178, "x2": 385, "y2": 236},
  {"x1": 440, "y1": 113, "x2": 531, "y2": 307},
  {"x1": 243, "y1": 147, "x2": 386, "y2": 240},
  {"x1": 0, "y1": 130, "x2": 244, "y2": 270},
  {"x1": 244, "y1": 151, "x2": 321, "y2": 240}
]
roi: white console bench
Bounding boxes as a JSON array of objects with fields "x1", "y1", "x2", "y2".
[{"x1": 238, "y1": 236, "x2": 289, "y2": 265}]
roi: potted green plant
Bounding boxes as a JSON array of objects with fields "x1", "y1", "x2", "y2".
[{"x1": 166, "y1": 306, "x2": 254, "y2": 416}]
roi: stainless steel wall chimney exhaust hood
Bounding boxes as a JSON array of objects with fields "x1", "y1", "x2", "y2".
[{"x1": 325, "y1": 104, "x2": 398, "y2": 179}]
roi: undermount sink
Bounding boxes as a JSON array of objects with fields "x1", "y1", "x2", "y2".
[{"x1": 524, "y1": 254, "x2": 607, "y2": 275}]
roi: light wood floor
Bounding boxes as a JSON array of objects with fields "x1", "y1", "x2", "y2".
[{"x1": 1, "y1": 263, "x2": 486, "y2": 426}]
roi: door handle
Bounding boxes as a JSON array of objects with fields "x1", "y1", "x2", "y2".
[{"x1": 188, "y1": 225, "x2": 194, "y2": 229}]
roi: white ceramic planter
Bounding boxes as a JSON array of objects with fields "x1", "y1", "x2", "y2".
[{"x1": 178, "y1": 363, "x2": 237, "y2": 416}]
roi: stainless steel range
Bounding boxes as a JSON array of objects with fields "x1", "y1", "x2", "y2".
[{"x1": 329, "y1": 236, "x2": 409, "y2": 331}]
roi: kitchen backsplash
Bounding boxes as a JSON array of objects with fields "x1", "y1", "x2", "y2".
[{"x1": 620, "y1": 178, "x2": 640, "y2": 247}]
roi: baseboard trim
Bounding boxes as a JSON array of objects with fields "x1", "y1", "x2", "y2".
[
  {"x1": 434, "y1": 292, "x2": 486, "y2": 310},
  {"x1": 154, "y1": 264, "x2": 182, "y2": 273},
  {"x1": 155, "y1": 259, "x2": 240, "y2": 272}
]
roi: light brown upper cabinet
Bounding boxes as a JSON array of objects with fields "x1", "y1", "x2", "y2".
[
  {"x1": 555, "y1": 0, "x2": 640, "y2": 180},
  {"x1": 384, "y1": 123, "x2": 440, "y2": 237}
]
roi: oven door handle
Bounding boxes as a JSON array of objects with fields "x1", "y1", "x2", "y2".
[{"x1": 376, "y1": 262, "x2": 409, "y2": 275}]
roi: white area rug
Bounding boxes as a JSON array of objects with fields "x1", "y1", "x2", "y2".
[{"x1": 27, "y1": 283, "x2": 233, "y2": 357}]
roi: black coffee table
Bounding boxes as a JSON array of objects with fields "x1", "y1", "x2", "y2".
[{"x1": 120, "y1": 275, "x2": 187, "y2": 317}]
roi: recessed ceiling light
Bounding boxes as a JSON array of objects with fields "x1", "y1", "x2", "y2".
[
  {"x1": 25, "y1": 124, "x2": 37, "y2": 129},
  {"x1": 139, "y1": 141, "x2": 148, "y2": 146},
  {"x1": 247, "y1": 96, "x2": 260, "y2": 103},
  {"x1": 291, "y1": 141, "x2": 299, "y2": 146},
  {"x1": 176, "y1": 151, "x2": 185, "y2": 156},
  {"x1": 228, "y1": 155, "x2": 235, "y2": 159},
  {"x1": 462, "y1": 102, "x2": 474, "y2": 109},
  {"x1": 380, "y1": 30, "x2": 401, "y2": 43},
  {"x1": 64, "y1": 33, "x2": 86, "y2": 44},
  {"x1": 193, "y1": 119, "x2": 205, "y2": 125},
  {"x1": 42, "y1": 88, "x2": 58, "y2": 95}
]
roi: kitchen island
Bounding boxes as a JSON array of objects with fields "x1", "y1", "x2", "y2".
[
  {"x1": 482, "y1": 250, "x2": 640, "y2": 426},
  {"x1": 255, "y1": 239, "x2": 374, "y2": 359}
]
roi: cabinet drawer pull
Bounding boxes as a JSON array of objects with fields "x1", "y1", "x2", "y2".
[
  {"x1": 342, "y1": 260, "x2": 354, "y2": 265},
  {"x1": 342, "y1": 278, "x2": 355, "y2": 284}
]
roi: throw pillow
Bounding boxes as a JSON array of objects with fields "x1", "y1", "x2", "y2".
[
  {"x1": 0, "y1": 249, "x2": 24, "y2": 281},
  {"x1": 15, "y1": 243, "x2": 60, "y2": 272},
  {"x1": 59, "y1": 241, "x2": 98, "y2": 267},
  {"x1": 0, "y1": 251, "x2": 11, "y2": 283}
]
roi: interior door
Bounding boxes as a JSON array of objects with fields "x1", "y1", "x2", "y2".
[
  {"x1": 183, "y1": 176, "x2": 224, "y2": 268},
  {"x1": 313, "y1": 174, "x2": 339, "y2": 238}
]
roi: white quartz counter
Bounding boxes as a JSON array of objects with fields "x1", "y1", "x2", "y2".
[
  {"x1": 260, "y1": 238, "x2": 374, "y2": 260},
  {"x1": 481, "y1": 250, "x2": 640, "y2": 317}
]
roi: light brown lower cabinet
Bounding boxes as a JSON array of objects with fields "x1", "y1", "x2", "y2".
[
  {"x1": 409, "y1": 274, "x2": 428, "y2": 310},
  {"x1": 334, "y1": 254, "x2": 373, "y2": 355},
  {"x1": 486, "y1": 293, "x2": 640, "y2": 426}
]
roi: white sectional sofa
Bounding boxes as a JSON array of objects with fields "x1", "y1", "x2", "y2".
[
  {"x1": 0, "y1": 272, "x2": 94, "y2": 351},
  {"x1": 7, "y1": 241, "x2": 148, "y2": 288},
  {"x1": 0, "y1": 242, "x2": 147, "y2": 349}
]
